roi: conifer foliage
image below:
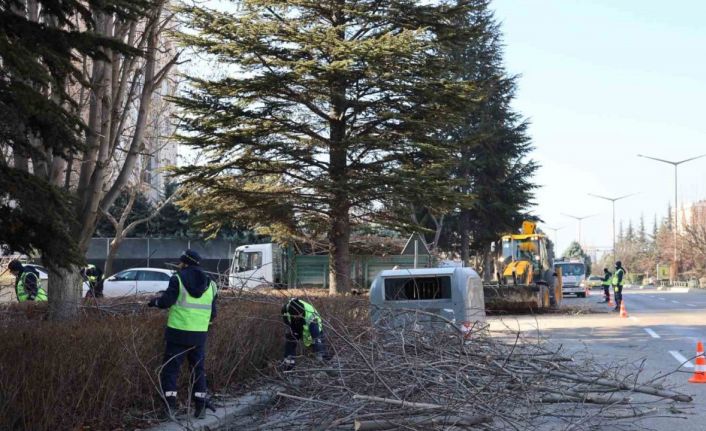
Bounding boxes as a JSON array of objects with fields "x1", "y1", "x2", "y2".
[{"x1": 175, "y1": 0, "x2": 480, "y2": 293}]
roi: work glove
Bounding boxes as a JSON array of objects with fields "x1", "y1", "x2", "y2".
[{"x1": 148, "y1": 297, "x2": 158, "y2": 307}]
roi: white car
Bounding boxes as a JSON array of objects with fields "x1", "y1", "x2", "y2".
[{"x1": 95, "y1": 267, "x2": 174, "y2": 297}]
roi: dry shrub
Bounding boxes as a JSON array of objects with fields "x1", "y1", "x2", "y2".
[{"x1": 0, "y1": 292, "x2": 368, "y2": 430}]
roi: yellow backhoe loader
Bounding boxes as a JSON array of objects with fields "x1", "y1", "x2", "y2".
[{"x1": 484, "y1": 221, "x2": 562, "y2": 312}]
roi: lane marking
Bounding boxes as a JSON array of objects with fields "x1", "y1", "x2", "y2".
[
  {"x1": 687, "y1": 304, "x2": 697, "y2": 307},
  {"x1": 671, "y1": 300, "x2": 680, "y2": 304},
  {"x1": 669, "y1": 351, "x2": 694, "y2": 368},
  {"x1": 628, "y1": 316, "x2": 640, "y2": 322},
  {"x1": 658, "y1": 297, "x2": 667, "y2": 301},
  {"x1": 644, "y1": 328, "x2": 660, "y2": 338}
]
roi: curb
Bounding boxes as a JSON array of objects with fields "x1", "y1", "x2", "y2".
[
  {"x1": 146, "y1": 384, "x2": 282, "y2": 431},
  {"x1": 656, "y1": 286, "x2": 690, "y2": 293}
]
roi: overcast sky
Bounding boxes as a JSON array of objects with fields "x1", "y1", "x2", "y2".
[{"x1": 492, "y1": 0, "x2": 706, "y2": 256}]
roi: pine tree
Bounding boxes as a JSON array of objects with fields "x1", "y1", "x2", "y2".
[
  {"x1": 1, "y1": 0, "x2": 127, "y2": 266},
  {"x1": 174, "y1": 0, "x2": 479, "y2": 294},
  {"x1": 626, "y1": 220, "x2": 635, "y2": 242},
  {"x1": 403, "y1": 0, "x2": 537, "y2": 265},
  {"x1": 638, "y1": 213, "x2": 646, "y2": 245}
]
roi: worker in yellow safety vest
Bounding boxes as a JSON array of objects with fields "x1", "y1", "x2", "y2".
[
  {"x1": 612, "y1": 261, "x2": 625, "y2": 312},
  {"x1": 8, "y1": 260, "x2": 47, "y2": 302},
  {"x1": 148, "y1": 250, "x2": 217, "y2": 420},
  {"x1": 598, "y1": 268, "x2": 612, "y2": 303},
  {"x1": 281, "y1": 298, "x2": 328, "y2": 370}
]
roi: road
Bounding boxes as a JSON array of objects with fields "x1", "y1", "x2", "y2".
[{"x1": 488, "y1": 286, "x2": 706, "y2": 430}]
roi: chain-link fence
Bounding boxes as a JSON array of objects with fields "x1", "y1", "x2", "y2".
[{"x1": 87, "y1": 238, "x2": 239, "y2": 275}]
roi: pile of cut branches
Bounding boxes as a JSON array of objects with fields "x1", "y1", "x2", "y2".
[{"x1": 239, "y1": 310, "x2": 691, "y2": 430}]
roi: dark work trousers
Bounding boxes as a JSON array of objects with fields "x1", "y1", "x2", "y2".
[
  {"x1": 613, "y1": 285, "x2": 623, "y2": 308},
  {"x1": 284, "y1": 322, "x2": 325, "y2": 358},
  {"x1": 602, "y1": 285, "x2": 611, "y2": 301},
  {"x1": 160, "y1": 341, "x2": 207, "y2": 396}
]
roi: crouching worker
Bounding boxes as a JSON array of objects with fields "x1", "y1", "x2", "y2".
[
  {"x1": 281, "y1": 298, "x2": 327, "y2": 370},
  {"x1": 8, "y1": 260, "x2": 47, "y2": 302},
  {"x1": 148, "y1": 250, "x2": 217, "y2": 420}
]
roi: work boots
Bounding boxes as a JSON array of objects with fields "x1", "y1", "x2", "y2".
[
  {"x1": 193, "y1": 395, "x2": 216, "y2": 419},
  {"x1": 158, "y1": 395, "x2": 177, "y2": 421}
]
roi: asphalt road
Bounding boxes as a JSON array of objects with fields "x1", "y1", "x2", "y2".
[{"x1": 488, "y1": 286, "x2": 706, "y2": 430}]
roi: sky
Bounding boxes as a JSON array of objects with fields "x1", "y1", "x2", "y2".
[{"x1": 491, "y1": 0, "x2": 706, "y2": 257}]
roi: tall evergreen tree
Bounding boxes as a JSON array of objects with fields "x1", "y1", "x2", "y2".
[
  {"x1": 174, "y1": 0, "x2": 478, "y2": 294},
  {"x1": 0, "y1": 0, "x2": 141, "y2": 266},
  {"x1": 400, "y1": 0, "x2": 536, "y2": 267},
  {"x1": 638, "y1": 213, "x2": 646, "y2": 245},
  {"x1": 626, "y1": 220, "x2": 635, "y2": 242}
]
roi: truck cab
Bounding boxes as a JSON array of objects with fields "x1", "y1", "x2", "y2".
[
  {"x1": 229, "y1": 243, "x2": 284, "y2": 289},
  {"x1": 554, "y1": 260, "x2": 587, "y2": 297}
]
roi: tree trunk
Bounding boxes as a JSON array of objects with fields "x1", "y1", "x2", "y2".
[
  {"x1": 327, "y1": 0, "x2": 350, "y2": 295},
  {"x1": 47, "y1": 264, "x2": 84, "y2": 320},
  {"x1": 328, "y1": 201, "x2": 351, "y2": 295},
  {"x1": 459, "y1": 210, "x2": 471, "y2": 265},
  {"x1": 104, "y1": 237, "x2": 122, "y2": 277}
]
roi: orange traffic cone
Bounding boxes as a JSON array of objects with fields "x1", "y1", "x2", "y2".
[
  {"x1": 689, "y1": 341, "x2": 706, "y2": 383},
  {"x1": 585, "y1": 286, "x2": 591, "y2": 297},
  {"x1": 619, "y1": 300, "x2": 628, "y2": 318},
  {"x1": 608, "y1": 296, "x2": 614, "y2": 307}
]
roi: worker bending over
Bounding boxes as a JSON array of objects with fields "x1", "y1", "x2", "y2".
[
  {"x1": 8, "y1": 260, "x2": 47, "y2": 302},
  {"x1": 281, "y1": 298, "x2": 327, "y2": 370}
]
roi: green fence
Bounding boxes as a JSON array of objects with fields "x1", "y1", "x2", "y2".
[{"x1": 288, "y1": 254, "x2": 433, "y2": 289}]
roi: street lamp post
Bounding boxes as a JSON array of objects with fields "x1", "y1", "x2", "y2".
[
  {"x1": 561, "y1": 213, "x2": 597, "y2": 247},
  {"x1": 587, "y1": 193, "x2": 637, "y2": 263},
  {"x1": 544, "y1": 226, "x2": 564, "y2": 246},
  {"x1": 637, "y1": 154, "x2": 706, "y2": 281}
]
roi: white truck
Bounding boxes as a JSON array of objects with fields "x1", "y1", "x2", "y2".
[
  {"x1": 229, "y1": 243, "x2": 286, "y2": 290},
  {"x1": 554, "y1": 260, "x2": 587, "y2": 297},
  {"x1": 229, "y1": 240, "x2": 432, "y2": 290}
]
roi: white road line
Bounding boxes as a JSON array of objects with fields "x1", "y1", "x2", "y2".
[
  {"x1": 687, "y1": 304, "x2": 697, "y2": 307},
  {"x1": 671, "y1": 300, "x2": 680, "y2": 304},
  {"x1": 658, "y1": 297, "x2": 667, "y2": 301},
  {"x1": 669, "y1": 351, "x2": 694, "y2": 368},
  {"x1": 644, "y1": 328, "x2": 660, "y2": 338},
  {"x1": 628, "y1": 316, "x2": 640, "y2": 322}
]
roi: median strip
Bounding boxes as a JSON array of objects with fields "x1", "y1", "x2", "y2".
[
  {"x1": 669, "y1": 351, "x2": 694, "y2": 369},
  {"x1": 644, "y1": 328, "x2": 660, "y2": 339}
]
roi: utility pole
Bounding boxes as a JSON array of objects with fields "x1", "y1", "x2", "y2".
[
  {"x1": 544, "y1": 226, "x2": 564, "y2": 248},
  {"x1": 587, "y1": 193, "x2": 637, "y2": 263},
  {"x1": 561, "y1": 213, "x2": 597, "y2": 247},
  {"x1": 637, "y1": 154, "x2": 706, "y2": 282}
]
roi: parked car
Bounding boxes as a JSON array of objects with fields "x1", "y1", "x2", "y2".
[
  {"x1": 585, "y1": 275, "x2": 603, "y2": 288},
  {"x1": 92, "y1": 268, "x2": 174, "y2": 297}
]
